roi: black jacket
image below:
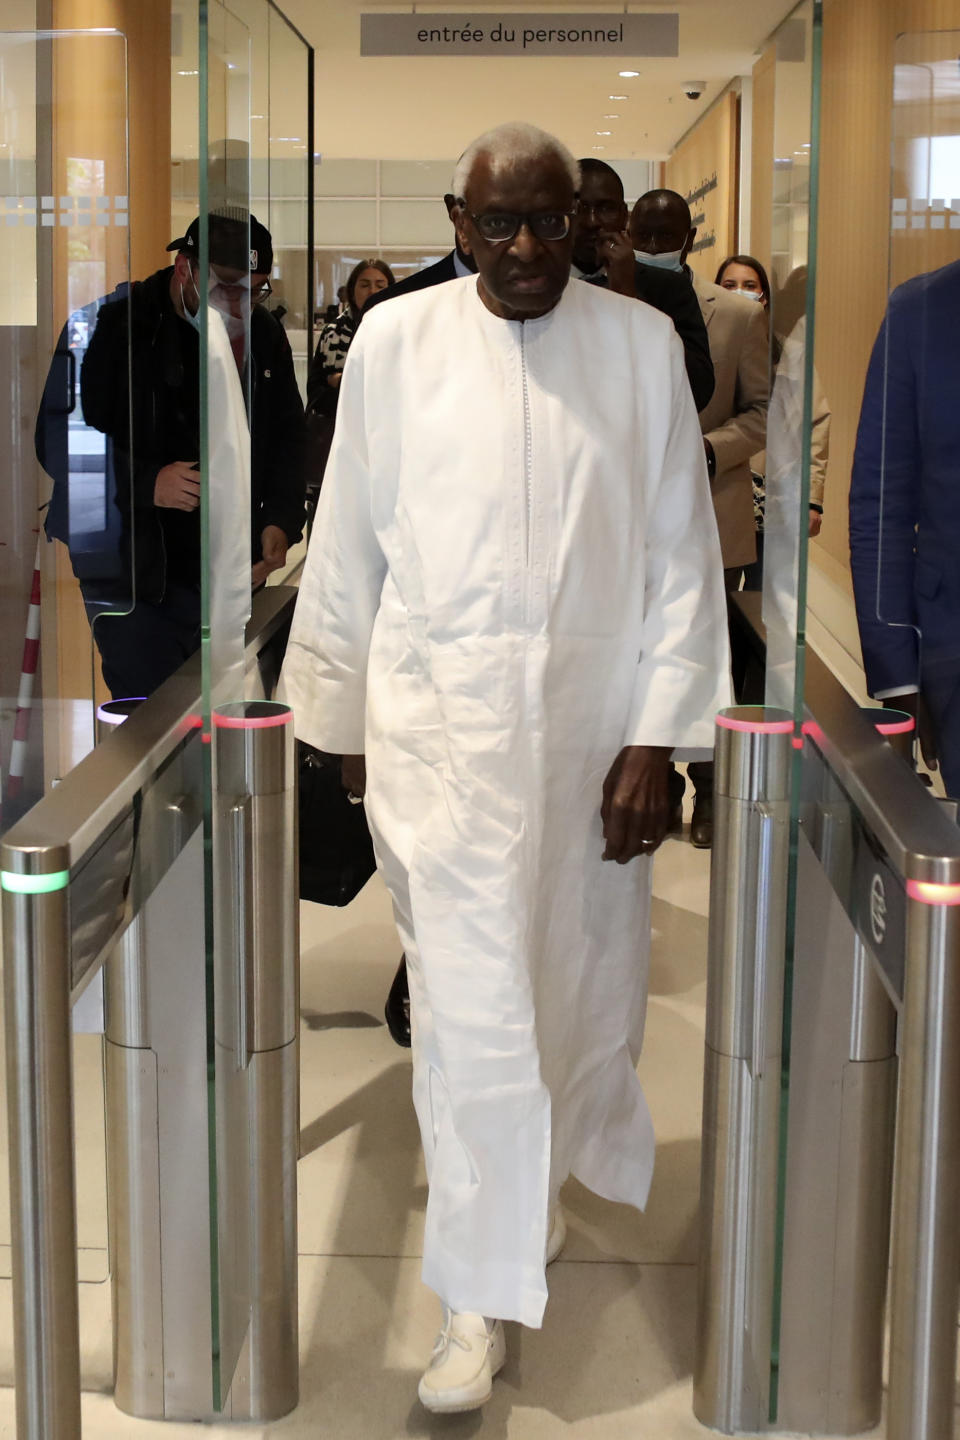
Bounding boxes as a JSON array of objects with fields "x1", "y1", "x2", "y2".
[
  {"x1": 80, "y1": 267, "x2": 306, "y2": 603},
  {"x1": 587, "y1": 262, "x2": 715, "y2": 413}
]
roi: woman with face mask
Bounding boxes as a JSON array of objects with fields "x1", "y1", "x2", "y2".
[
  {"x1": 714, "y1": 254, "x2": 829, "y2": 590},
  {"x1": 307, "y1": 258, "x2": 395, "y2": 423}
]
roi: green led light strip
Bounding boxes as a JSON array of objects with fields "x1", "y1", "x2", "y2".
[{"x1": 1, "y1": 870, "x2": 70, "y2": 894}]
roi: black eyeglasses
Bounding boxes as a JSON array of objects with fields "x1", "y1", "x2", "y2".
[
  {"x1": 252, "y1": 280, "x2": 273, "y2": 304},
  {"x1": 468, "y1": 210, "x2": 574, "y2": 243},
  {"x1": 575, "y1": 199, "x2": 624, "y2": 226}
]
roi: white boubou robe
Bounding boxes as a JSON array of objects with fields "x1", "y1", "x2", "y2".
[{"x1": 281, "y1": 275, "x2": 731, "y2": 1328}]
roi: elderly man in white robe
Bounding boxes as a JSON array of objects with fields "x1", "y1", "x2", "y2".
[{"x1": 281, "y1": 121, "x2": 730, "y2": 1415}]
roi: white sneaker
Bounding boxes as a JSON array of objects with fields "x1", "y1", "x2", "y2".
[
  {"x1": 546, "y1": 1206, "x2": 567, "y2": 1264},
  {"x1": 418, "y1": 1308, "x2": 506, "y2": 1414}
]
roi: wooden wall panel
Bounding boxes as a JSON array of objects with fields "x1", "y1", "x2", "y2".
[{"x1": 664, "y1": 90, "x2": 739, "y2": 281}]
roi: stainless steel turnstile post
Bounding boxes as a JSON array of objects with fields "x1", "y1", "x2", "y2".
[
  {"x1": 104, "y1": 700, "x2": 299, "y2": 1422},
  {"x1": 694, "y1": 707, "x2": 792, "y2": 1433},
  {"x1": 887, "y1": 886, "x2": 960, "y2": 1440},
  {"x1": 776, "y1": 766, "x2": 896, "y2": 1434},
  {"x1": 1, "y1": 847, "x2": 82, "y2": 1440},
  {"x1": 1, "y1": 587, "x2": 300, "y2": 1435},
  {"x1": 213, "y1": 701, "x2": 299, "y2": 1421}
]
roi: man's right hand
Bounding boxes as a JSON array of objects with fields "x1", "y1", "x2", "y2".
[
  {"x1": 898, "y1": 691, "x2": 939, "y2": 773},
  {"x1": 598, "y1": 229, "x2": 636, "y2": 297},
  {"x1": 155, "y1": 461, "x2": 201, "y2": 512}
]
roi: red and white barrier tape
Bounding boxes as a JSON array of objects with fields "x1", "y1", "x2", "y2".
[{"x1": 7, "y1": 534, "x2": 42, "y2": 802}]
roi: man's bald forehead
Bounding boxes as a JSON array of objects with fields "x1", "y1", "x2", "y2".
[
  {"x1": 463, "y1": 148, "x2": 574, "y2": 206},
  {"x1": 635, "y1": 188, "x2": 692, "y2": 230}
]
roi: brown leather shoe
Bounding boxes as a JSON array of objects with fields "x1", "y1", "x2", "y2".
[{"x1": 690, "y1": 795, "x2": 713, "y2": 849}]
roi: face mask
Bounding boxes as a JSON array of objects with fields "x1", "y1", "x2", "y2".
[
  {"x1": 730, "y1": 286, "x2": 764, "y2": 302},
  {"x1": 208, "y1": 270, "x2": 250, "y2": 346},
  {"x1": 179, "y1": 273, "x2": 201, "y2": 331},
  {"x1": 634, "y1": 247, "x2": 684, "y2": 273}
]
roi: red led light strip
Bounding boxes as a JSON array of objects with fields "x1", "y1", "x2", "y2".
[
  {"x1": 716, "y1": 714, "x2": 794, "y2": 735},
  {"x1": 212, "y1": 710, "x2": 292, "y2": 730},
  {"x1": 906, "y1": 879, "x2": 960, "y2": 907}
]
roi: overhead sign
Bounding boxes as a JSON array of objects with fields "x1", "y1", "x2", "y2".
[{"x1": 360, "y1": 12, "x2": 679, "y2": 58}]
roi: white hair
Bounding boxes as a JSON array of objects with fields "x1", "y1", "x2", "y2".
[{"x1": 452, "y1": 123, "x2": 580, "y2": 203}]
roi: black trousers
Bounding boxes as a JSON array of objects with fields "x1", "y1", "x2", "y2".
[{"x1": 92, "y1": 583, "x2": 202, "y2": 699}]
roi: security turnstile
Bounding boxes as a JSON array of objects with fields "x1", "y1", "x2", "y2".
[
  {"x1": 1, "y1": 586, "x2": 300, "y2": 1437},
  {"x1": 697, "y1": 643, "x2": 960, "y2": 1440}
]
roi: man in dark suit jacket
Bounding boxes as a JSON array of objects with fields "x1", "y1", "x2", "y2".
[
  {"x1": 850, "y1": 259, "x2": 960, "y2": 794},
  {"x1": 363, "y1": 194, "x2": 477, "y2": 320},
  {"x1": 572, "y1": 159, "x2": 714, "y2": 413}
]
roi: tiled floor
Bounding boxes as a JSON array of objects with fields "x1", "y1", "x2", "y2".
[{"x1": 0, "y1": 805, "x2": 887, "y2": 1437}]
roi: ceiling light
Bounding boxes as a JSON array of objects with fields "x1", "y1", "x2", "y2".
[
  {"x1": 609, "y1": 94, "x2": 628, "y2": 100},
  {"x1": 177, "y1": 69, "x2": 199, "y2": 76},
  {"x1": 596, "y1": 130, "x2": 612, "y2": 136},
  {"x1": 619, "y1": 70, "x2": 640, "y2": 78},
  {"x1": 604, "y1": 113, "x2": 620, "y2": 119},
  {"x1": 592, "y1": 145, "x2": 606, "y2": 150}
]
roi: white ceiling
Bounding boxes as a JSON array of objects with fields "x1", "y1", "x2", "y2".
[{"x1": 275, "y1": 0, "x2": 802, "y2": 161}]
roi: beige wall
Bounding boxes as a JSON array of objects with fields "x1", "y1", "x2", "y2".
[
  {"x1": 664, "y1": 90, "x2": 739, "y2": 281},
  {"x1": 809, "y1": 0, "x2": 960, "y2": 590}
]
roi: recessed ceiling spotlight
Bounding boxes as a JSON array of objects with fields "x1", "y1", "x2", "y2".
[
  {"x1": 596, "y1": 130, "x2": 612, "y2": 136},
  {"x1": 591, "y1": 145, "x2": 606, "y2": 150},
  {"x1": 609, "y1": 94, "x2": 628, "y2": 100},
  {"x1": 619, "y1": 69, "x2": 640, "y2": 78},
  {"x1": 604, "y1": 113, "x2": 620, "y2": 119}
]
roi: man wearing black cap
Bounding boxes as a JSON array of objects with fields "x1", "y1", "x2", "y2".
[{"x1": 78, "y1": 212, "x2": 306, "y2": 697}]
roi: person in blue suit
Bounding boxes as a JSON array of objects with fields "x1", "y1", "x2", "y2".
[{"x1": 849, "y1": 259, "x2": 960, "y2": 794}]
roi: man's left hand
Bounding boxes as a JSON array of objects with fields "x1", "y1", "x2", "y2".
[
  {"x1": 252, "y1": 524, "x2": 288, "y2": 587},
  {"x1": 599, "y1": 230, "x2": 636, "y2": 297},
  {"x1": 808, "y1": 508, "x2": 822, "y2": 538},
  {"x1": 601, "y1": 745, "x2": 672, "y2": 864}
]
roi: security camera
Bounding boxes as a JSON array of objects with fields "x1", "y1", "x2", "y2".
[{"x1": 682, "y1": 81, "x2": 706, "y2": 100}]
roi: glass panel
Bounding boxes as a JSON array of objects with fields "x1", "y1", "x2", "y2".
[
  {"x1": 5, "y1": 29, "x2": 135, "y2": 813},
  {"x1": 313, "y1": 245, "x2": 446, "y2": 321},
  {"x1": 200, "y1": 0, "x2": 254, "y2": 1408},
  {"x1": 314, "y1": 156, "x2": 377, "y2": 196},
  {"x1": 267, "y1": 9, "x2": 311, "y2": 401},
  {"x1": 313, "y1": 197, "x2": 377, "y2": 245},
  {"x1": 379, "y1": 198, "x2": 452, "y2": 246},
  {"x1": 199, "y1": 0, "x2": 310, "y2": 1411},
  {"x1": 761, "y1": 0, "x2": 821, "y2": 724},
  {"x1": 849, "y1": 30, "x2": 960, "y2": 799},
  {"x1": 757, "y1": 1, "x2": 822, "y2": 1423},
  {"x1": 380, "y1": 158, "x2": 453, "y2": 196},
  {"x1": 0, "y1": 15, "x2": 130, "y2": 1339}
]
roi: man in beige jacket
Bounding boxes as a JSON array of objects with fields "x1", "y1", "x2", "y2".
[{"x1": 631, "y1": 190, "x2": 770, "y2": 846}]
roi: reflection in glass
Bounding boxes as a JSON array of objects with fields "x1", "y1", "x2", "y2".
[
  {"x1": 849, "y1": 31, "x2": 960, "y2": 798},
  {"x1": 4, "y1": 30, "x2": 131, "y2": 820},
  {"x1": 761, "y1": 2, "x2": 822, "y2": 724}
]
